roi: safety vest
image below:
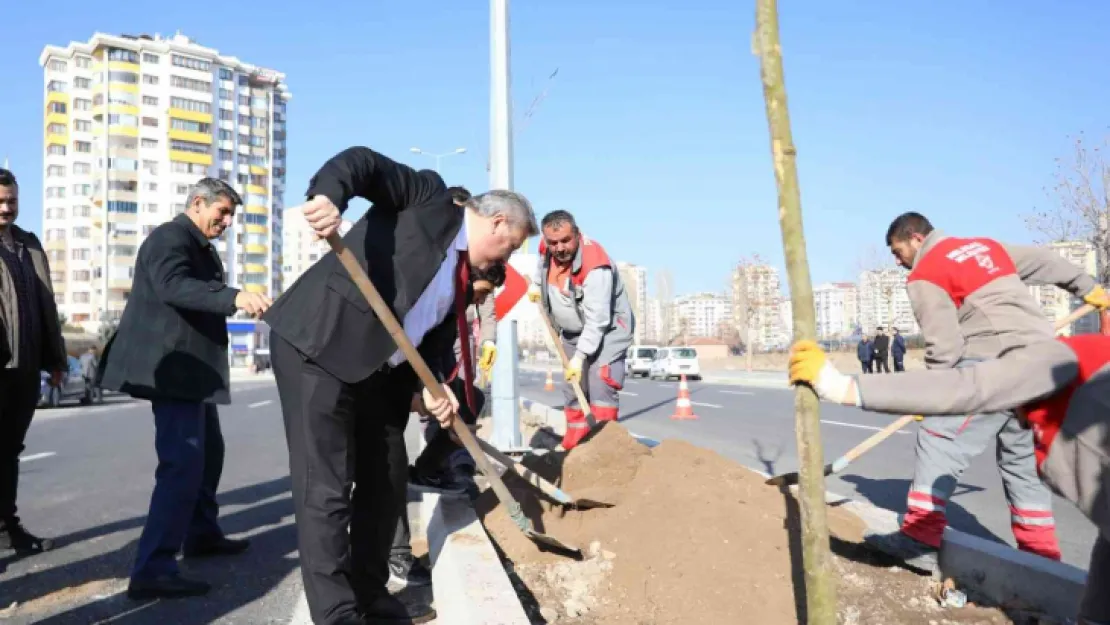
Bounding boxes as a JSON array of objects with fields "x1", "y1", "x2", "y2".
[{"x1": 908, "y1": 236, "x2": 1018, "y2": 307}]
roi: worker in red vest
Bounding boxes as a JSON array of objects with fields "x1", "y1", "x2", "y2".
[
  {"x1": 788, "y1": 336, "x2": 1110, "y2": 625},
  {"x1": 527, "y1": 210, "x2": 635, "y2": 450},
  {"x1": 870, "y1": 212, "x2": 1107, "y2": 571}
]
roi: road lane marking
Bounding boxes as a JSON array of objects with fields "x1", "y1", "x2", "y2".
[
  {"x1": 19, "y1": 452, "x2": 56, "y2": 462},
  {"x1": 720, "y1": 390, "x2": 754, "y2": 396},
  {"x1": 619, "y1": 391, "x2": 638, "y2": 396},
  {"x1": 691, "y1": 402, "x2": 723, "y2": 408},
  {"x1": 820, "y1": 419, "x2": 910, "y2": 434},
  {"x1": 248, "y1": 400, "x2": 273, "y2": 408}
]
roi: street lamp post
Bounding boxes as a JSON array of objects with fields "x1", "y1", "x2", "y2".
[{"x1": 409, "y1": 147, "x2": 467, "y2": 174}]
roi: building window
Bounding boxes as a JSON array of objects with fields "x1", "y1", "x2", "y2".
[
  {"x1": 144, "y1": 203, "x2": 158, "y2": 213},
  {"x1": 238, "y1": 94, "x2": 250, "y2": 106},
  {"x1": 74, "y1": 141, "x2": 91, "y2": 153},
  {"x1": 108, "y1": 180, "x2": 137, "y2": 192},
  {"x1": 170, "y1": 162, "x2": 207, "y2": 175},
  {"x1": 46, "y1": 165, "x2": 66, "y2": 178},
  {"x1": 142, "y1": 74, "x2": 159, "y2": 85},
  {"x1": 107, "y1": 201, "x2": 138, "y2": 214},
  {"x1": 142, "y1": 117, "x2": 158, "y2": 127},
  {"x1": 72, "y1": 227, "x2": 90, "y2": 239},
  {"x1": 170, "y1": 118, "x2": 211, "y2": 134},
  {"x1": 245, "y1": 194, "x2": 267, "y2": 206},
  {"x1": 143, "y1": 225, "x2": 156, "y2": 236},
  {"x1": 46, "y1": 80, "x2": 68, "y2": 93},
  {"x1": 71, "y1": 248, "x2": 90, "y2": 261},
  {"x1": 249, "y1": 174, "x2": 267, "y2": 187},
  {"x1": 238, "y1": 75, "x2": 249, "y2": 86},
  {"x1": 251, "y1": 117, "x2": 268, "y2": 130},
  {"x1": 46, "y1": 207, "x2": 65, "y2": 220},
  {"x1": 175, "y1": 184, "x2": 190, "y2": 195},
  {"x1": 144, "y1": 182, "x2": 158, "y2": 191},
  {"x1": 141, "y1": 138, "x2": 158, "y2": 149},
  {"x1": 245, "y1": 214, "x2": 268, "y2": 226},
  {"x1": 73, "y1": 270, "x2": 91, "y2": 281},
  {"x1": 74, "y1": 77, "x2": 91, "y2": 89},
  {"x1": 219, "y1": 68, "x2": 233, "y2": 81},
  {"x1": 48, "y1": 102, "x2": 67, "y2": 114},
  {"x1": 48, "y1": 59, "x2": 67, "y2": 72},
  {"x1": 237, "y1": 114, "x2": 250, "y2": 126},
  {"x1": 172, "y1": 203, "x2": 187, "y2": 213},
  {"x1": 171, "y1": 54, "x2": 211, "y2": 72},
  {"x1": 218, "y1": 130, "x2": 233, "y2": 141},
  {"x1": 76, "y1": 57, "x2": 91, "y2": 69},
  {"x1": 74, "y1": 119, "x2": 92, "y2": 132},
  {"x1": 142, "y1": 95, "x2": 159, "y2": 106},
  {"x1": 108, "y1": 245, "x2": 136, "y2": 257},
  {"x1": 171, "y1": 76, "x2": 212, "y2": 92},
  {"x1": 47, "y1": 145, "x2": 66, "y2": 156},
  {"x1": 72, "y1": 184, "x2": 92, "y2": 196},
  {"x1": 74, "y1": 98, "x2": 92, "y2": 111},
  {"x1": 142, "y1": 53, "x2": 160, "y2": 64},
  {"x1": 170, "y1": 139, "x2": 209, "y2": 154},
  {"x1": 46, "y1": 123, "x2": 67, "y2": 135},
  {"x1": 219, "y1": 109, "x2": 234, "y2": 121},
  {"x1": 46, "y1": 229, "x2": 65, "y2": 241},
  {"x1": 73, "y1": 206, "x2": 91, "y2": 217},
  {"x1": 105, "y1": 157, "x2": 138, "y2": 171},
  {"x1": 169, "y1": 96, "x2": 211, "y2": 114},
  {"x1": 46, "y1": 187, "x2": 66, "y2": 199},
  {"x1": 142, "y1": 160, "x2": 158, "y2": 175},
  {"x1": 218, "y1": 149, "x2": 234, "y2": 162},
  {"x1": 108, "y1": 71, "x2": 139, "y2": 84},
  {"x1": 108, "y1": 48, "x2": 139, "y2": 63},
  {"x1": 219, "y1": 88, "x2": 232, "y2": 100},
  {"x1": 108, "y1": 113, "x2": 139, "y2": 127},
  {"x1": 73, "y1": 292, "x2": 91, "y2": 304}
]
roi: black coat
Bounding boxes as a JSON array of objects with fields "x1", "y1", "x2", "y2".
[
  {"x1": 99, "y1": 214, "x2": 238, "y2": 404},
  {"x1": 262, "y1": 146, "x2": 463, "y2": 385},
  {"x1": 872, "y1": 334, "x2": 890, "y2": 358}
]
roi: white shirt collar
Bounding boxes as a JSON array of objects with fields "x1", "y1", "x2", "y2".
[{"x1": 456, "y1": 210, "x2": 471, "y2": 251}]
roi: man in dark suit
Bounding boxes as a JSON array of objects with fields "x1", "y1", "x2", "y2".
[
  {"x1": 872, "y1": 327, "x2": 891, "y2": 373},
  {"x1": 891, "y1": 327, "x2": 907, "y2": 372},
  {"x1": 99, "y1": 178, "x2": 272, "y2": 600},
  {"x1": 263, "y1": 146, "x2": 537, "y2": 625},
  {"x1": 0, "y1": 167, "x2": 67, "y2": 555}
]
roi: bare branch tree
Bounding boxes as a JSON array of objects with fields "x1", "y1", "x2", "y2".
[
  {"x1": 732, "y1": 254, "x2": 774, "y2": 371},
  {"x1": 1024, "y1": 131, "x2": 1110, "y2": 284}
]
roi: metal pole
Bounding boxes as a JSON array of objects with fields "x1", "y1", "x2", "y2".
[
  {"x1": 489, "y1": 0, "x2": 514, "y2": 191},
  {"x1": 491, "y1": 320, "x2": 523, "y2": 450}
]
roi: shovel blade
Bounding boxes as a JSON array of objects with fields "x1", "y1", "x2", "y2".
[
  {"x1": 765, "y1": 462, "x2": 835, "y2": 487},
  {"x1": 570, "y1": 499, "x2": 615, "y2": 510},
  {"x1": 525, "y1": 528, "x2": 580, "y2": 555}
]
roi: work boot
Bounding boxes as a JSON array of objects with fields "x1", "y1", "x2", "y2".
[
  {"x1": 0, "y1": 519, "x2": 55, "y2": 555},
  {"x1": 388, "y1": 551, "x2": 432, "y2": 588},
  {"x1": 862, "y1": 530, "x2": 938, "y2": 573}
]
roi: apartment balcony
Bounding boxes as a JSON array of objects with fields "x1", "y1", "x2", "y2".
[
  {"x1": 244, "y1": 243, "x2": 268, "y2": 255},
  {"x1": 245, "y1": 184, "x2": 267, "y2": 196},
  {"x1": 167, "y1": 107, "x2": 213, "y2": 124},
  {"x1": 169, "y1": 150, "x2": 213, "y2": 166},
  {"x1": 45, "y1": 240, "x2": 66, "y2": 252},
  {"x1": 243, "y1": 283, "x2": 268, "y2": 295},
  {"x1": 168, "y1": 128, "x2": 213, "y2": 145},
  {"x1": 249, "y1": 164, "x2": 269, "y2": 175},
  {"x1": 109, "y1": 278, "x2": 133, "y2": 290},
  {"x1": 244, "y1": 204, "x2": 268, "y2": 216}
]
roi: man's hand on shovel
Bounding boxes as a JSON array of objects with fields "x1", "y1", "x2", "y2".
[{"x1": 421, "y1": 383, "x2": 459, "y2": 429}]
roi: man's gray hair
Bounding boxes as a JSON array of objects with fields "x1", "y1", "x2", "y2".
[
  {"x1": 186, "y1": 177, "x2": 243, "y2": 210},
  {"x1": 467, "y1": 190, "x2": 540, "y2": 238}
]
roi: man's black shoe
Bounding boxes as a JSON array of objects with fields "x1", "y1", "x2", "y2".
[
  {"x1": 407, "y1": 465, "x2": 467, "y2": 496},
  {"x1": 0, "y1": 520, "x2": 54, "y2": 554},
  {"x1": 362, "y1": 593, "x2": 436, "y2": 624},
  {"x1": 182, "y1": 536, "x2": 250, "y2": 558},
  {"x1": 127, "y1": 573, "x2": 211, "y2": 600},
  {"x1": 388, "y1": 552, "x2": 432, "y2": 588}
]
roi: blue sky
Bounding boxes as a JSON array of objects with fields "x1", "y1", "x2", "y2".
[{"x1": 3, "y1": 1, "x2": 1109, "y2": 297}]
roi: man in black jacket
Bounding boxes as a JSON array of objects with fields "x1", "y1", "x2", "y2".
[
  {"x1": 263, "y1": 146, "x2": 537, "y2": 625},
  {"x1": 872, "y1": 327, "x2": 891, "y2": 373},
  {"x1": 99, "y1": 178, "x2": 271, "y2": 600},
  {"x1": 891, "y1": 327, "x2": 907, "y2": 372}
]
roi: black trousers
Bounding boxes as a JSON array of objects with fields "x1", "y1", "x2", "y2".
[
  {"x1": 272, "y1": 335, "x2": 414, "y2": 625},
  {"x1": 873, "y1": 355, "x2": 891, "y2": 373},
  {"x1": 893, "y1": 354, "x2": 905, "y2": 372},
  {"x1": 0, "y1": 369, "x2": 41, "y2": 523},
  {"x1": 391, "y1": 378, "x2": 485, "y2": 558},
  {"x1": 860, "y1": 359, "x2": 873, "y2": 374}
]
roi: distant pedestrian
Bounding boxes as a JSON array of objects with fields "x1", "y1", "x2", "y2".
[
  {"x1": 872, "y1": 327, "x2": 891, "y2": 373},
  {"x1": 79, "y1": 346, "x2": 98, "y2": 382},
  {"x1": 891, "y1": 328, "x2": 907, "y2": 372},
  {"x1": 856, "y1": 335, "x2": 873, "y2": 373},
  {"x1": 0, "y1": 167, "x2": 67, "y2": 555},
  {"x1": 99, "y1": 177, "x2": 272, "y2": 600}
]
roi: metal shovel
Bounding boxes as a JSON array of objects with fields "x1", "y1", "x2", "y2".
[
  {"x1": 325, "y1": 233, "x2": 579, "y2": 555},
  {"x1": 475, "y1": 437, "x2": 614, "y2": 509}
]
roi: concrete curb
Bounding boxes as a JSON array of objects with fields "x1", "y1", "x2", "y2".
[
  {"x1": 518, "y1": 396, "x2": 1089, "y2": 621},
  {"x1": 421, "y1": 492, "x2": 530, "y2": 625}
]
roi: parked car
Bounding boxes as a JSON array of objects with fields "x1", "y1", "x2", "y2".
[
  {"x1": 39, "y1": 355, "x2": 103, "y2": 408},
  {"x1": 627, "y1": 345, "x2": 659, "y2": 378},
  {"x1": 648, "y1": 347, "x2": 701, "y2": 381}
]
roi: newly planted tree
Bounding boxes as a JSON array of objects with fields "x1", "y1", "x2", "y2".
[{"x1": 753, "y1": 1, "x2": 838, "y2": 623}]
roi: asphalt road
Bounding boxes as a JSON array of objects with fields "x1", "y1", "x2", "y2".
[{"x1": 515, "y1": 369, "x2": 1098, "y2": 571}]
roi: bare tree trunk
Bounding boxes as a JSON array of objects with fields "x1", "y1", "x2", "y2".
[
  {"x1": 753, "y1": 1, "x2": 838, "y2": 622},
  {"x1": 746, "y1": 322, "x2": 754, "y2": 371}
]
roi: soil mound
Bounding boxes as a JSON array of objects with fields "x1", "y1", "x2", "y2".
[{"x1": 478, "y1": 422, "x2": 1013, "y2": 624}]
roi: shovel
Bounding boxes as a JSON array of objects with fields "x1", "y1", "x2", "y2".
[
  {"x1": 765, "y1": 302, "x2": 1097, "y2": 488},
  {"x1": 474, "y1": 437, "x2": 613, "y2": 509},
  {"x1": 535, "y1": 305, "x2": 603, "y2": 439},
  {"x1": 325, "y1": 233, "x2": 580, "y2": 555}
]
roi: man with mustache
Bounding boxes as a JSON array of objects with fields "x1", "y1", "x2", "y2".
[
  {"x1": 263, "y1": 146, "x2": 537, "y2": 625},
  {"x1": 0, "y1": 167, "x2": 67, "y2": 556},
  {"x1": 527, "y1": 210, "x2": 635, "y2": 450},
  {"x1": 99, "y1": 177, "x2": 272, "y2": 599}
]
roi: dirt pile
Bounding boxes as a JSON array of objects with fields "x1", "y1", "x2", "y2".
[{"x1": 478, "y1": 422, "x2": 1015, "y2": 625}]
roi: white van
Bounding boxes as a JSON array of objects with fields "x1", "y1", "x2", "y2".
[
  {"x1": 649, "y1": 347, "x2": 701, "y2": 381},
  {"x1": 627, "y1": 345, "x2": 660, "y2": 377}
]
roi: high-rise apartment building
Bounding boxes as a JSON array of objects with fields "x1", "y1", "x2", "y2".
[
  {"x1": 857, "y1": 268, "x2": 919, "y2": 335},
  {"x1": 731, "y1": 262, "x2": 786, "y2": 349},
  {"x1": 673, "y1": 292, "x2": 732, "y2": 339},
  {"x1": 616, "y1": 262, "x2": 648, "y2": 344},
  {"x1": 814, "y1": 282, "x2": 859, "y2": 339},
  {"x1": 1027, "y1": 240, "x2": 1101, "y2": 336},
  {"x1": 281, "y1": 208, "x2": 353, "y2": 287},
  {"x1": 39, "y1": 32, "x2": 290, "y2": 331}
]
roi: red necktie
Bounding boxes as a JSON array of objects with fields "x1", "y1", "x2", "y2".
[{"x1": 453, "y1": 251, "x2": 477, "y2": 414}]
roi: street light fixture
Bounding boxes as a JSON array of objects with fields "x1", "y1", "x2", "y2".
[{"x1": 409, "y1": 147, "x2": 467, "y2": 173}]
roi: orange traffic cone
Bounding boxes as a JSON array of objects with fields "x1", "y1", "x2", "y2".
[
  {"x1": 670, "y1": 375, "x2": 698, "y2": 420},
  {"x1": 544, "y1": 370, "x2": 555, "y2": 391}
]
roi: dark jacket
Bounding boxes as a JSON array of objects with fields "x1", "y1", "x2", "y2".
[
  {"x1": 262, "y1": 146, "x2": 462, "y2": 385},
  {"x1": 872, "y1": 334, "x2": 890, "y2": 357},
  {"x1": 0, "y1": 225, "x2": 66, "y2": 371},
  {"x1": 98, "y1": 214, "x2": 239, "y2": 404},
  {"x1": 856, "y1": 339, "x2": 872, "y2": 361},
  {"x1": 892, "y1": 333, "x2": 907, "y2": 357}
]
